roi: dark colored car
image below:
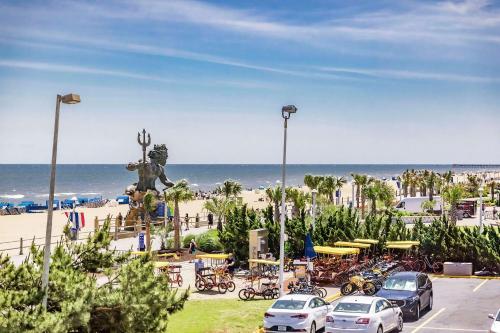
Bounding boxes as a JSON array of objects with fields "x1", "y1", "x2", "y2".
[{"x1": 376, "y1": 271, "x2": 433, "y2": 320}]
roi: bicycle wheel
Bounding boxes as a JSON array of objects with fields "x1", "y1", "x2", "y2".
[
  {"x1": 238, "y1": 288, "x2": 250, "y2": 301},
  {"x1": 218, "y1": 282, "x2": 228, "y2": 294},
  {"x1": 340, "y1": 282, "x2": 356, "y2": 296},
  {"x1": 272, "y1": 287, "x2": 280, "y2": 299},
  {"x1": 432, "y1": 262, "x2": 444, "y2": 274},
  {"x1": 226, "y1": 281, "x2": 236, "y2": 292},
  {"x1": 195, "y1": 278, "x2": 206, "y2": 291},
  {"x1": 317, "y1": 287, "x2": 327, "y2": 298},
  {"x1": 246, "y1": 287, "x2": 256, "y2": 300},
  {"x1": 362, "y1": 282, "x2": 377, "y2": 296},
  {"x1": 263, "y1": 289, "x2": 273, "y2": 300},
  {"x1": 176, "y1": 275, "x2": 183, "y2": 288},
  {"x1": 415, "y1": 260, "x2": 426, "y2": 272}
]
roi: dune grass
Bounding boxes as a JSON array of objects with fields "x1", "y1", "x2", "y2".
[{"x1": 167, "y1": 299, "x2": 273, "y2": 333}]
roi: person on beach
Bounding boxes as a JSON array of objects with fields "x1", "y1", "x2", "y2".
[
  {"x1": 208, "y1": 212, "x2": 214, "y2": 229},
  {"x1": 188, "y1": 239, "x2": 197, "y2": 263},
  {"x1": 184, "y1": 213, "x2": 189, "y2": 231}
]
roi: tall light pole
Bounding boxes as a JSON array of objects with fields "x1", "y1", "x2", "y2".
[
  {"x1": 279, "y1": 105, "x2": 297, "y2": 296},
  {"x1": 311, "y1": 189, "x2": 318, "y2": 227},
  {"x1": 42, "y1": 93, "x2": 80, "y2": 308},
  {"x1": 479, "y1": 185, "x2": 484, "y2": 233}
]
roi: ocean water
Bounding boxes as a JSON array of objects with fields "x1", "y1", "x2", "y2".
[{"x1": 1, "y1": 164, "x2": 499, "y2": 204}]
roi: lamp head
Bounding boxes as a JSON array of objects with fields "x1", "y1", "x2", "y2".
[
  {"x1": 282, "y1": 105, "x2": 297, "y2": 114},
  {"x1": 61, "y1": 93, "x2": 81, "y2": 104}
]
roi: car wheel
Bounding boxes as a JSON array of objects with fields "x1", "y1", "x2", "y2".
[
  {"x1": 414, "y1": 302, "x2": 420, "y2": 321},
  {"x1": 310, "y1": 321, "x2": 316, "y2": 333},
  {"x1": 377, "y1": 325, "x2": 383, "y2": 333},
  {"x1": 428, "y1": 294, "x2": 433, "y2": 310},
  {"x1": 396, "y1": 315, "x2": 404, "y2": 332}
]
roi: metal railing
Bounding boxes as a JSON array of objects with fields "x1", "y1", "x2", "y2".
[{"x1": 0, "y1": 215, "x2": 212, "y2": 255}]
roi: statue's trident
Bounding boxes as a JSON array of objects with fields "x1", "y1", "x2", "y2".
[{"x1": 137, "y1": 129, "x2": 151, "y2": 165}]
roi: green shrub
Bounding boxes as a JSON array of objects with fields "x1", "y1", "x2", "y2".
[
  {"x1": 182, "y1": 234, "x2": 196, "y2": 248},
  {"x1": 196, "y1": 230, "x2": 223, "y2": 253}
]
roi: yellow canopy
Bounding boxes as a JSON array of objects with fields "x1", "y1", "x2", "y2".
[
  {"x1": 386, "y1": 241, "x2": 420, "y2": 246},
  {"x1": 195, "y1": 253, "x2": 231, "y2": 260},
  {"x1": 130, "y1": 251, "x2": 149, "y2": 256},
  {"x1": 153, "y1": 261, "x2": 169, "y2": 269},
  {"x1": 157, "y1": 253, "x2": 179, "y2": 260},
  {"x1": 354, "y1": 238, "x2": 379, "y2": 245},
  {"x1": 334, "y1": 241, "x2": 372, "y2": 249},
  {"x1": 313, "y1": 246, "x2": 360, "y2": 255},
  {"x1": 248, "y1": 259, "x2": 280, "y2": 266},
  {"x1": 386, "y1": 244, "x2": 414, "y2": 250}
]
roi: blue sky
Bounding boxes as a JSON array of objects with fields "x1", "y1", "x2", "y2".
[{"x1": 0, "y1": 0, "x2": 499, "y2": 164}]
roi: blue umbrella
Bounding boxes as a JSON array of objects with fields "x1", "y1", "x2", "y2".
[{"x1": 304, "y1": 233, "x2": 316, "y2": 259}]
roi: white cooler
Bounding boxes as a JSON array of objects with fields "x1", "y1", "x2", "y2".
[{"x1": 443, "y1": 262, "x2": 473, "y2": 276}]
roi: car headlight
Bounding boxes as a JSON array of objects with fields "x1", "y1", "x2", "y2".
[{"x1": 409, "y1": 296, "x2": 419, "y2": 303}]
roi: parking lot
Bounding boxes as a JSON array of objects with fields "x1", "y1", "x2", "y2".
[
  {"x1": 327, "y1": 276, "x2": 500, "y2": 333},
  {"x1": 400, "y1": 277, "x2": 500, "y2": 333}
]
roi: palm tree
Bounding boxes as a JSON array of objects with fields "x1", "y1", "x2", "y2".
[
  {"x1": 363, "y1": 180, "x2": 394, "y2": 216},
  {"x1": 164, "y1": 180, "x2": 194, "y2": 249},
  {"x1": 143, "y1": 192, "x2": 157, "y2": 251},
  {"x1": 203, "y1": 197, "x2": 232, "y2": 231},
  {"x1": 408, "y1": 169, "x2": 418, "y2": 197},
  {"x1": 441, "y1": 170, "x2": 453, "y2": 186},
  {"x1": 285, "y1": 187, "x2": 310, "y2": 218},
  {"x1": 419, "y1": 170, "x2": 429, "y2": 197},
  {"x1": 425, "y1": 171, "x2": 438, "y2": 202},
  {"x1": 351, "y1": 174, "x2": 372, "y2": 218},
  {"x1": 303, "y1": 174, "x2": 324, "y2": 190},
  {"x1": 319, "y1": 176, "x2": 336, "y2": 203},
  {"x1": 399, "y1": 170, "x2": 411, "y2": 197},
  {"x1": 487, "y1": 180, "x2": 497, "y2": 202},
  {"x1": 363, "y1": 182, "x2": 379, "y2": 216},
  {"x1": 442, "y1": 184, "x2": 464, "y2": 226},
  {"x1": 351, "y1": 173, "x2": 363, "y2": 207},
  {"x1": 265, "y1": 186, "x2": 282, "y2": 222},
  {"x1": 217, "y1": 179, "x2": 242, "y2": 199},
  {"x1": 466, "y1": 174, "x2": 480, "y2": 197}
]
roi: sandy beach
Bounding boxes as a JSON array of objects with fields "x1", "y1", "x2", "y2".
[{"x1": 0, "y1": 185, "x2": 360, "y2": 248}]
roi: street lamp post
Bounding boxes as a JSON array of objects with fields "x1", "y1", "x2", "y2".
[
  {"x1": 311, "y1": 189, "x2": 318, "y2": 227},
  {"x1": 479, "y1": 186, "x2": 484, "y2": 233},
  {"x1": 41, "y1": 93, "x2": 80, "y2": 308},
  {"x1": 279, "y1": 105, "x2": 297, "y2": 296}
]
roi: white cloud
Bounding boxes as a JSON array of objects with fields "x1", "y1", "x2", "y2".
[
  {"x1": 0, "y1": 59, "x2": 279, "y2": 89},
  {"x1": 316, "y1": 66, "x2": 500, "y2": 83}
]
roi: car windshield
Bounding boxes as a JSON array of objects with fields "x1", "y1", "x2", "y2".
[
  {"x1": 384, "y1": 276, "x2": 417, "y2": 291},
  {"x1": 334, "y1": 302, "x2": 371, "y2": 313},
  {"x1": 497, "y1": 312, "x2": 500, "y2": 321},
  {"x1": 272, "y1": 300, "x2": 306, "y2": 310}
]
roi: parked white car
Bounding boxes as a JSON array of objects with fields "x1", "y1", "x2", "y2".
[
  {"x1": 263, "y1": 294, "x2": 331, "y2": 333},
  {"x1": 325, "y1": 296, "x2": 403, "y2": 333},
  {"x1": 489, "y1": 308, "x2": 500, "y2": 333}
]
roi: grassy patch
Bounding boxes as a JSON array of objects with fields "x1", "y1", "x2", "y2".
[{"x1": 167, "y1": 299, "x2": 273, "y2": 333}]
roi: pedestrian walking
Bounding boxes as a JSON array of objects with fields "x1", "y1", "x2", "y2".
[
  {"x1": 188, "y1": 239, "x2": 197, "y2": 263},
  {"x1": 184, "y1": 213, "x2": 189, "y2": 231},
  {"x1": 208, "y1": 212, "x2": 214, "y2": 229}
]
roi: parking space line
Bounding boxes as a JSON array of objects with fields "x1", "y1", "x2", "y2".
[
  {"x1": 472, "y1": 279, "x2": 488, "y2": 292},
  {"x1": 406, "y1": 326, "x2": 487, "y2": 332},
  {"x1": 410, "y1": 308, "x2": 446, "y2": 333},
  {"x1": 325, "y1": 292, "x2": 341, "y2": 303}
]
